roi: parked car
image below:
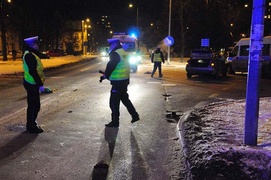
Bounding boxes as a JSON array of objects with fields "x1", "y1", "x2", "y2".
[
  {"x1": 46, "y1": 49, "x2": 66, "y2": 57},
  {"x1": 38, "y1": 51, "x2": 50, "y2": 59},
  {"x1": 186, "y1": 49, "x2": 226, "y2": 78}
]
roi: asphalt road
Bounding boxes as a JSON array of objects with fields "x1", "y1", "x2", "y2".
[{"x1": 0, "y1": 57, "x2": 270, "y2": 179}]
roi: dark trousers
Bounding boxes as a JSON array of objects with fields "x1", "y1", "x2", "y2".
[
  {"x1": 110, "y1": 81, "x2": 138, "y2": 123},
  {"x1": 23, "y1": 80, "x2": 40, "y2": 129},
  {"x1": 151, "y1": 62, "x2": 162, "y2": 77}
]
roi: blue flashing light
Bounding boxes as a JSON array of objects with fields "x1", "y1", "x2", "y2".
[{"x1": 128, "y1": 27, "x2": 140, "y2": 38}]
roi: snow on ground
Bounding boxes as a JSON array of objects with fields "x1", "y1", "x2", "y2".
[
  {"x1": 0, "y1": 55, "x2": 92, "y2": 75},
  {"x1": 179, "y1": 98, "x2": 271, "y2": 180}
]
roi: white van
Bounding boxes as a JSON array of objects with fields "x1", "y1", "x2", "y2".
[{"x1": 227, "y1": 36, "x2": 271, "y2": 77}]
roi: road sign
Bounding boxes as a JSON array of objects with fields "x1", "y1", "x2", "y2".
[
  {"x1": 201, "y1": 38, "x2": 209, "y2": 47},
  {"x1": 164, "y1": 36, "x2": 174, "y2": 46}
]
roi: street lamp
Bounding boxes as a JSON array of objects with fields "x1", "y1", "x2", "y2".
[
  {"x1": 0, "y1": 0, "x2": 12, "y2": 61},
  {"x1": 82, "y1": 18, "x2": 91, "y2": 55},
  {"x1": 129, "y1": 3, "x2": 139, "y2": 48},
  {"x1": 167, "y1": 0, "x2": 172, "y2": 64},
  {"x1": 128, "y1": 3, "x2": 139, "y2": 31}
]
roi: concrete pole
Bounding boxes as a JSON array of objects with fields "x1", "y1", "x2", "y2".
[
  {"x1": 167, "y1": 0, "x2": 172, "y2": 64},
  {"x1": 244, "y1": 0, "x2": 265, "y2": 146}
]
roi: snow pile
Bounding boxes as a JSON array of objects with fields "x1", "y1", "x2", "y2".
[{"x1": 181, "y1": 100, "x2": 271, "y2": 180}]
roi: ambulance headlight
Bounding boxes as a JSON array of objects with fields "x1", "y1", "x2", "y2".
[
  {"x1": 129, "y1": 56, "x2": 138, "y2": 64},
  {"x1": 136, "y1": 55, "x2": 142, "y2": 61}
]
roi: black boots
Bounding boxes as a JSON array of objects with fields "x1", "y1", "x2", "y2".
[
  {"x1": 131, "y1": 115, "x2": 140, "y2": 123},
  {"x1": 27, "y1": 125, "x2": 44, "y2": 133},
  {"x1": 105, "y1": 121, "x2": 119, "y2": 128}
]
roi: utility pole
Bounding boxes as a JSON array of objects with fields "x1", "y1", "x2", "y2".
[
  {"x1": 0, "y1": 0, "x2": 8, "y2": 61},
  {"x1": 167, "y1": 0, "x2": 172, "y2": 64},
  {"x1": 244, "y1": 0, "x2": 265, "y2": 146}
]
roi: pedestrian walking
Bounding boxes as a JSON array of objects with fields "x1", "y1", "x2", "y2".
[
  {"x1": 101, "y1": 38, "x2": 140, "y2": 128},
  {"x1": 22, "y1": 36, "x2": 45, "y2": 133},
  {"x1": 151, "y1": 47, "x2": 165, "y2": 78}
]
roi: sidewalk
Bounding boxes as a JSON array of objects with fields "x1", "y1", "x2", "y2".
[
  {"x1": 177, "y1": 98, "x2": 271, "y2": 179},
  {"x1": 0, "y1": 55, "x2": 95, "y2": 75}
]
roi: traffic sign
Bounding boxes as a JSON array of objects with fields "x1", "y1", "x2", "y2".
[
  {"x1": 164, "y1": 36, "x2": 174, "y2": 46},
  {"x1": 201, "y1": 38, "x2": 209, "y2": 47}
]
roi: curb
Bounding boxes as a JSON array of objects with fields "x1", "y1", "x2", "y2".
[{"x1": 176, "y1": 110, "x2": 192, "y2": 180}]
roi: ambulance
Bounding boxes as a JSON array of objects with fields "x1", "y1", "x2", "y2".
[{"x1": 112, "y1": 33, "x2": 141, "y2": 72}]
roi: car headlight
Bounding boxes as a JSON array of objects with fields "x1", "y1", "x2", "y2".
[
  {"x1": 129, "y1": 56, "x2": 138, "y2": 64},
  {"x1": 136, "y1": 55, "x2": 142, "y2": 61}
]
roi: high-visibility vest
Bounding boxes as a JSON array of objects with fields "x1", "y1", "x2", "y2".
[
  {"x1": 109, "y1": 49, "x2": 130, "y2": 81},
  {"x1": 153, "y1": 53, "x2": 162, "y2": 62},
  {"x1": 23, "y1": 50, "x2": 45, "y2": 84}
]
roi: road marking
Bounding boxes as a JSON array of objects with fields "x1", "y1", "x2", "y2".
[
  {"x1": 0, "y1": 108, "x2": 25, "y2": 124},
  {"x1": 162, "y1": 84, "x2": 177, "y2": 87},
  {"x1": 49, "y1": 76, "x2": 66, "y2": 78},
  {"x1": 80, "y1": 67, "x2": 93, "y2": 72},
  {"x1": 0, "y1": 97, "x2": 51, "y2": 125},
  {"x1": 147, "y1": 82, "x2": 161, "y2": 84}
]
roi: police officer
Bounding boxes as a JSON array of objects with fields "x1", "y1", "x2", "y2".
[
  {"x1": 23, "y1": 36, "x2": 44, "y2": 133},
  {"x1": 151, "y1": 47, "x2": 165, "y2": 78},
  {"x1": 102, "y1": 38, "x2": 140, "y2": 128}
]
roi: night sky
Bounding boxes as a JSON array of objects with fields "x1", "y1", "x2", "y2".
[
  {"x1": 62, "y1": 0, "x2": 165, "y2": 20},
  {"x1": 13, "y1": 0, "x2": 166, "y2": 32},
  {"x1": 20, "y1": 0, "x2": 166, "y2": 24}
]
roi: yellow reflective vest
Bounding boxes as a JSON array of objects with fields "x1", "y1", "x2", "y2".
[
  {"x1": 153, "y1": 53, "x2": 162, "y2": 62},
  {"x1": 109, "y1": 49, "x2": 130, "y2": 81},
  {"x1": 23, "y1": 50, "x2": 45, "y2": 84}
]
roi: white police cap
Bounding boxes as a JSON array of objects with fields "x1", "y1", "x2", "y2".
[{"x1": 24, "y1": 36, "x2": 38, "y2": 43}]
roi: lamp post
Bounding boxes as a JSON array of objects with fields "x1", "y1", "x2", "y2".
[
  {"x1": 129, "y1": 3, "x2": 139, "y2": 31},
  {"x1": 0, "y1": 0, "x2": 11, "y2": 61},
  {"x1": 82, "y1": 18, "x2": 91, "y2": 55},
  {"x1": 129, "y1": 3, "x2": 140, "y2": 49},
  {"x1": 167, "y1": 0, "x2": 172, "y2": 64}
]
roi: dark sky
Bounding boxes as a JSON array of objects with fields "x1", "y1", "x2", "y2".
[
  {"x1": 13, "y1": 0, "x2": 167, "y2": 35},
  {"x1": 58, "y1": 0, "x2": 167, "y2": 32},
  {"x1": 43, "y1": 0, "x2": 166, "y2": 22}
]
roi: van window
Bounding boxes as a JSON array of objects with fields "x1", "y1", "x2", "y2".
[
  {"x1": 122, "y1": 42, "x2": 135, "y2": 52},
  {"x1": 262, "y1": 44, "x2": 270, "y2": 56},
  {"x1": 240, "y1": 45, "x2": 249, "y2": 56},
  {"x1": 231, "y1": 46, "x2": 238, "y2": 56}
]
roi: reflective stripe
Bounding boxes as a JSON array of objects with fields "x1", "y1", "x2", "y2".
[
  {"x1": 109, "y1": 49, "x2": 130, "y2": 81},
  {"x1": 23, "y1": 51, "x2": 44, "y2": 84},
  {"x1": 153, "y1": 53, "x2": 162, "y2": 62}
]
